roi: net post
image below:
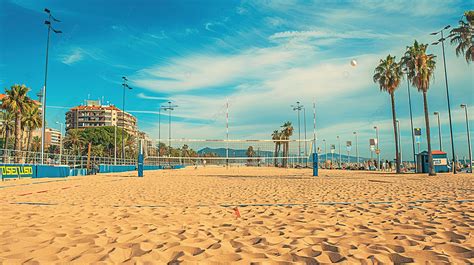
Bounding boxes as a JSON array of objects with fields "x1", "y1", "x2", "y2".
[
  {"x1": 312, "y1": 152, "x2": 318, "y2": 177},
  {"x1": 138, "y1": 139, "x2": 144, "y2": 177}
]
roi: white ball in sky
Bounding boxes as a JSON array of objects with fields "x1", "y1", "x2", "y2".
[{"x1": 350, "y1": 59, "x2": 357, "y2": 67}]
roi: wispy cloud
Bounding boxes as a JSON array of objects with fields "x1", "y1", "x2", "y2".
[
  {"x1": 269, "y1": 30, "x2": 396, "y2": 40},
  {"x1": 61, "y1": 48, "x2": 84, "y2": 65}
]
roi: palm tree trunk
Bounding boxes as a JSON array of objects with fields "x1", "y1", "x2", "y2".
[
  {"x1": 27, "y1": 129, "x2": 32, "y2": 152},
  {"x1": 274, "y1": 142, "x2": 278, "y2": 166},
  {"x1": 422, "y1": 91, "x2": 436, "y2": 176},
  {"x1": 390, "y1": 92, "x2": 401, "y2": 173},
  {"x1": 14, "y1": 113, "x2": 22, "y2": 162}
]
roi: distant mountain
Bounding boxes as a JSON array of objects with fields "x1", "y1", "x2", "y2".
[{"x1": 197, "y1": 147, "x2": 273, "y2": 157}]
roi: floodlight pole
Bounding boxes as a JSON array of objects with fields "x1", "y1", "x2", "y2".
[
  {"x1": 121, "y1": 76, "x2": 132, "y2": 163},
  {"x1": 374, "y1": 126, "x2": 380, "y2": 170},
  {"x1": 226, "y1": 99, "x2": 229, "y2": 167},
  {"x1": 461, "y1": 104, "x2": 472, "y2": 173},
  {"x1": 403, "y1": 69, "x2": 417, "y2": 172},
  {"x1": 303, "y1": 107, "x2": 307, "y2": 167},
  {"x1": 162, "y1": 101, "x2": 178, "y2": 165},
  {"x1": 292, "y1": 102, "x2": 303, "y2": 164},
  {"x1": 55, "y1": 121, "x2": 63, "y2": 164},
  {"x1": 431, "y1": 25, "x2": 456, "y2": 173},
  {"x1": 41, "y1": 8, "x2": 61, "y2": 164},
  {"x1": 434, "y1": 112, "x2": 442, "y2": 151},
  {"x1": 158, "y1": 106, "x2": 161, "y2": 166},
  {"x1": 396, "y1": 120, "x2": 402, "y2": 167},
  {"x1": 337, "y1": 136, "x2": 341, "y2": 168},
  {"x1": 353, "y1": 132, "x2": 359, "y2": 167}
]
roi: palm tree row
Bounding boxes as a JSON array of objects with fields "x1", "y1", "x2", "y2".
[
  {"x1": 1, "y1": 84, "x2": 42, "y2": 162},
  {"x1": 271, "y1": 121, "x2": 294, "y2": 167}
]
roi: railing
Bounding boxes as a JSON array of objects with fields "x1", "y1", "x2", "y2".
[{"x1": 0, "y1": 149, "x2": 136, "y2": 167}]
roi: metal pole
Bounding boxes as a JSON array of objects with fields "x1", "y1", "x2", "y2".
[
  {"x1": 41, "y1": 15, "x2": 52, "y2": 165},
  {"x1": 303, "y1": 107, "x2": 307, "y2": 167},
  {"x1": 397, "y1": 120, "x2": 402, "y2": 167},
  {"x1": 59, "y1": 123, "x2": 63, "y2": 164},
  {"x1": 354, "y1": 132, "x2": 359, "y2": 166},
  {"x1": 375, "y1": 126, "x2": 380, "y2": 170},
  {"x1": 226, "y1": 99, "x2": 229, "y2": 167},
  {"x1": 323, "y1": 140, "x2": 327, "y2": 162},
  {"x1": 337, "y1": 136, "x2": 341, "y2": 168},
  {"x1": 434, "y1": 112, "x2": 443, "y2": 151},
  {"x1": 169, "y1": 102, "x2": 171, "y2": 163},
  {"x1": 121, "y1": 84, "x2": 125, "y2": 162},
  {"x1": 461, "y1": 105, "x2": 472, "y2": 173},
  {"x1": 441, "y1": 30, "x2": 456, "y2": 174},
  {"x1": 114, "y1": 125, "x2": 117, "y2": 165},
  {"x1": 158, "y1": 107, "x2": 161, "y2": 166},
  {"x1": 297, "y1": 103, "x2": 301, "y2": 164},
  {"x1": 405, "y1": 71, "x2": 417, "y2": 172},
  {"x1": 313, "y1": 101, "x2": 316, "y2": 152}
]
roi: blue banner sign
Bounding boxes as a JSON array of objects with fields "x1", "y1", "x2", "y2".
[{"x1": 0, "y1": 165, "x2": 34, "y2": 178}]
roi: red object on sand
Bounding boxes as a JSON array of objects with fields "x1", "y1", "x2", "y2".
[{"x1": 233, "y1": 207, "x2": 241, "y2": 218}]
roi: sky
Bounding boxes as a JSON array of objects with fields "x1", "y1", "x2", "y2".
[{"x1": 1, "y1": 0, "x2": 473, "y2": 160}]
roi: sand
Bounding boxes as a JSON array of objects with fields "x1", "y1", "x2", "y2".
[{"x1": 0, "y1": 167, "x2": 473, "y2": 264}]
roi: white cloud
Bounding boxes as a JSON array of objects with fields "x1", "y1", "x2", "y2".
[{"x1": 61, "y1": 48, "x2": 84, "y2": 65}]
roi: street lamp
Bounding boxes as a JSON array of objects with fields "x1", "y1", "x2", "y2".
[
  {"x1": 396, "y1": 120, "x2": 402, "y2": 167},
  {"x1": 303, "y1": 107, "x2": 308, "y2": 167},
  {"x1": 291, "y1": 102, "x2": 303, "y2": 164},
  {"x1": 55, "y1": 121, "x2": 63, "y2": 164},
  {"x1": 460, "y1": 104, "x2": 472, "y2": 173},
  {"x1": 322, "y1": 139, "x2": 327, "y2": 162},
  {"x1": 353, "y1": 132, "x2": 359, "y2": 167},
  {"x1": 431, "y1": 25, "x2": 456, "y2": 174},
  {"x1": 40, "y1": 8, "x2": 62, "y2": 164},
  {"x1": 433, "y1": 112, "x2": 443, "y2": 151},
  {"x1": 162, "y1": 101, "x2": 178, "y2": 164},
  {"x1": 337, "y1": 135, "x2": 341, "y2": 168},
  {"x1": 374, "y1": 126, "x2": 380, "y2": 170},
  {"x1": 121, "y1": 76, "x2": 132, "y2": 162},
  {"x1": 402, "y1": 68, "x2": 417, "y2": 172}
]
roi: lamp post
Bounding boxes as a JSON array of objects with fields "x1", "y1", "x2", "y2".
[
  {"x1": 303, "y1": 107, "x2": 308, "y2": 167},
  {"x1": 41, "y1": 8, "x2": 62, "y2": 164},
  {"x1": 403, "y1": 68, "x2": 417, "y2": 172},
  {"x1": 353, "y1": 132, "x2": 359, "y2": 167},
  {"x1": 322, "y1": 139, "x2": 327, "y2": 162},
  {"x1": 55, "y1": 121, "x2": 63, "y2": 164},
  {"x1": 396, "y1": 120, "x2": 402, "y2": 167},
  {"x1": 162, "y1": 101, "x2": 178, "y2": 164},
  {"x1": 121, "y1": 76, "x2": 132, "y2": 163},
  {"x1": 460, "y1": 104, "x2": 472, "y2": 173},
  {"x1": 431, "y1": 25, "x2": 456, "y2": 174},
  {"x1": 158, "y1": 106, "x2": 161, "y2": 166},
  {"x1": 291, "y1": 102, "x2": 303, "y2": 164},
  {"x1": 337, "y1": 135, "x2": 341, "y2": 168},
  {"x1": 433, "y1": 112, "x2": 443, "y2": 151},
  {"x1": 114, "y1": 125, "x2": 117, "y2": 165},
  {"x1": 374, "y1": 126, "x2": 380, "y2": 170}
]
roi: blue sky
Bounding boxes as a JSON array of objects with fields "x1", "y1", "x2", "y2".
[{"x1": 1, "y1": 0, "x2": 473, "y2": 160}]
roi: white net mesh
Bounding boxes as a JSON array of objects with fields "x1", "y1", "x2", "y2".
[{"x1": 143, "y1": 139, "x2": 314, "y2": 167}]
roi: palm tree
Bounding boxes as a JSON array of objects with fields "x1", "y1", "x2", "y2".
[
  {"x1": 1, "y1": 84, "x2": 32, "y2": 160},
  {"x1": 31, "y1": 136, "x2": 41, "y2": 152},
  {"x1": 281, "y1": 121, "x2": 294, "y2": 167},
  {"x1": 403, "y1": 40, "x2": 437, "y2": 176},
  {"x1": 450, "y1": 11, "x2": 474, "y2": 63},
  {"x1": 22, "y1": 104, "x2": 42, "y2": 152},
  {"x1": 373, "y1": 55, "x2": 403, "y2": 173},
  {"x1": 64, "y1": 129, "x2": 84, "y2": 156},
  {"x1": 1, "y1": 110, "x2": 15, "y2": 150},
  {"x1": 246, "y1": 146, "x2": 255, "y2": 164}
]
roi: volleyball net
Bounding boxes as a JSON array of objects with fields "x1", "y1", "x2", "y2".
[{"x1": 143, "y1": 139, "x2": 315, "y2": 167}]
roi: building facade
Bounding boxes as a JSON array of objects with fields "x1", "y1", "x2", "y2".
[
  {"x1": 65, "y1": 100, "x2": 138, "y2": 136},
  {"x1": 45, "y1": 128, "x2": 61, "y2": 149}
]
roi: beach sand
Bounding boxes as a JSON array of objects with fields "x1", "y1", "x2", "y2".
[{"x1": 0, "y1": 167, "x2": 473, "y2": 264}]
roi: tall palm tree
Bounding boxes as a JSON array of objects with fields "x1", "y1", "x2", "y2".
[
  {"x1": 450, "y1": 11, "x2": 474, "y2": 63},
  {"x1": 404, "y1": 40, "x2": 437, "y2": 176},
  {"x1": 64, "y1": 129, "x2": 84, "y2": 156},
  {"x1": 1, "y1": 110, "x2": 15, "y2": 150},
  {"x1": 281, "y1": 121, "x2": 294, "y2": 167},
  {"x1": 271, "y1": 130, "x2": 281, "y2": 166},
  {"x1": 31, "y1": 136, "x2": 41, "y2": 152},
  {"x1": 1, "y1": 85, "x2": 32, "y2": 158},
  {"x1": 22, "y1": 104, "x2": 42, "y2": 152},
  {"x1": 373, "y1": 55, "x2": 402, "y2": 173}
]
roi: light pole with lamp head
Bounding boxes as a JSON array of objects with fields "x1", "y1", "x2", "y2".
[
  {"x1": 162, "y1": 101, "x2": 178, "y2": 165},
  {"x1": 460, "y1": 104, "x2": 472, "y2": 173},
  {"x1": 433, "y1": 112, "x2": 443, "y2": 151},
  {"x1": 431, "y1": 25, "x2": 456, "y2": 173},
  {"x1": 121, "y1": 76, "x2": 132, "y2": 163},
  {"x1": 353, "y1": 131, "x2": 359, "y2": 168},
  {"x1": 291, "y1": 102, "x2": 303, "y2": 165},
  {"x1": 41, "y1": 8, "x2": 62, "y2": 164},
  {"x1": 55, "y1": 121, "x2": 63, "y2": 164},
  {"x1": 337, "y1": 135, "x2": 341, "y2": 168},
  {"x1": 374, "y1": 126, "x2": 380, "y2": 170},
  {"x1": 403, "y1": 68, "x2": 417, "y2": 172}
]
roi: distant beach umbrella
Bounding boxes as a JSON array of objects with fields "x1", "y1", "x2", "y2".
[{"x1": 350, "y1": 59, "x2": 358, "y2": 66}]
